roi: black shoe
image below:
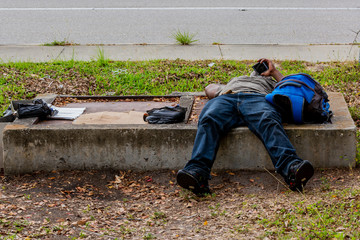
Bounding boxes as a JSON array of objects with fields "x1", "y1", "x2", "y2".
[
  {"x1": 285, "y1": 160, "x2": 314, "y2": 192},
  {"x1": 176, "y1": 169, "x2": 210, "y2": 195}
]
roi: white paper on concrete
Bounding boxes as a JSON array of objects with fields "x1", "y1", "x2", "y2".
[{"x1": 48, "y1": 107, "x2": 86, "y2": 120}]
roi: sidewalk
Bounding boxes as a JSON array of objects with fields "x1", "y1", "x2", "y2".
[{"x1": 0, "y1": 44, "x2": 359, "y2": 62}]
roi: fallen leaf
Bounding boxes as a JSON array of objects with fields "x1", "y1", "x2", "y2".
[{"x1": 77, "y1": 219, "x2": 87, "y2": 225}]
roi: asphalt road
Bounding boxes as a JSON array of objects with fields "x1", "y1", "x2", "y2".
[{"x1": 1, "y1": 0, "x2": 359, "y2": 45}]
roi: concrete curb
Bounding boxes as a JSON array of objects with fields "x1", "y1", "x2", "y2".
[
  {"x1": 0, "y1": 44, "x2": 359, "y2": 63},
  {"x1": 2, "y1": 92, "x2": 357, "y2": 175}
]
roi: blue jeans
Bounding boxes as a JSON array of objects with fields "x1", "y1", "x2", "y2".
[{"x1": 184, "y1": 93, "x2": 301, "y2": 179}]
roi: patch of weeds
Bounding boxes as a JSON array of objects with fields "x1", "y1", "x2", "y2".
[
  {"x1": 349, "y1": 106, "x2": 360, "y2": 122},
  {"x1": 357, "y1": 130, "x2": 360, "y2": 166},
  {"x1": 23, "y1": 193, "x2": 31, "y2": 200},
  {"x1": 96, "y1": 47, "x2": 109, "y2": 67},
  {"x1": 203, "y1": 192, "x2": 217, "y2": 200},
  {"x1": 2, "y1": 235, "x2": 17, "y2": 240},
  {"x1": 0, "y1": 219, "x2": 30, "y2": 236},
  {"x1": 171, "y1": 30, "x2": 198, "y2": 45},
  {"x1": 143, "y1": 232, "x2": 156, "y2": 239},
  {"x1": 232, "y1": 224, "x2": 250, "y2": 234},
  {"x1": 126, "y1": 213, "x2": 135, "y2": 220},
  {"x1": 118, "y1": 224, "x2": 134, "y2": 236},
  {"x1": 320, "y1": 176, "x2": 331, "y2": 191},
  {"x1": 82, "y1": 204, "x2": 91, "y2": 213},
  {"x1": 178, "y1": 188, "x2": 194, "y2": 201},
  {"x1": 152, "y1": 211, "x2": 167, "y2": 220},
  {"x1": 208, "y1": 203, "x2": 226, "y2": 217},
  {"x1": 149, "y1": 211, "x2": 167, "y2": 226},
  {"x1": 280, "y1": 60, "x2": 307, "y2": 73},
  {"x1": 43, "y1": 40, "x2": 76, "y2": 46},
  {"x1": 79, "y1": 231, "x2": 87, "y2": 238},
  {"x1": 257, "y1": 189, "x2": 360, "y2": 239},
  {"x1": 178, "y1": 188, "x2": 217, "y2": 203}
]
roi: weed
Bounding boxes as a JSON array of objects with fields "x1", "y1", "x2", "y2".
[
  {"x1": 118, "y1": 224, "x2": 133, "y2": 236},
  {"x1": 203, "y1": 192, "x2": 217, "y2": 199},
  {"x1": 143, "y1": 232, "x2": 156, "y2": 239},
  {"x1": 357, "y1": 131, "x2": 360, "y2": 166},
  {"x1": 233, "y1": 224, "x2": 250, "y2": 234},
  {"x1": 320, "y1": 176, "x2": 331, "y2": 191},
  {"x1": 96, "y1": 47, "x2": 109, "y2": 67},
  {"x1": 82, "y1": 204, "x2": 91, "y2": 213},
  {"x1": 43, "y1": 40, "x2": 76, "y2": 46},
  {"x1": 171, "y1": 30, "x2": 198, "y2": 45},
  {"x1": 257, "y1": 188, "x2": 360, "y2": 239},
  {"x1": 150, "y1": 211, "x2": 167, "y2": 226},
  {"x1": 178, "y1": 188, "x2": 193, "y2": 201},
  {"x1": 151, "y1": 211, "x2": 167, "y2": 220},
  {"x1": 79, "y1": 231, "x2": 87, "y2": 238},
  {"x1": 23, "y1": 193, "x2": 31, "y2": 200},
  {"x1": 350, "y1": 104, "x2": 360, "y2": 117},
  {"x1": 208, "y1": 203, "x2": 226, "y2": 217}
]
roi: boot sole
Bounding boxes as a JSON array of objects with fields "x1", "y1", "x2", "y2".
[
  {"x1": 293, "y1": 160, "x2": 314, "y2": 191},
  {"x1": 176, "y1": 170, "x2": 200, "y2": 193}
]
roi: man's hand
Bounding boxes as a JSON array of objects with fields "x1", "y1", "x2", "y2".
[{"x1": 258, "y1": 58, "x2": 284, "y2": 82}]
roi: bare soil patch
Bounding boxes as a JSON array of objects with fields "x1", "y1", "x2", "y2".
[{"x1": 1, "y1": 168, "x2": 359, "y2": 239}]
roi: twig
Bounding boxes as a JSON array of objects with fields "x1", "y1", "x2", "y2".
[{"x1": 348, "y1": 29, "x2": 360, "y2": 57}]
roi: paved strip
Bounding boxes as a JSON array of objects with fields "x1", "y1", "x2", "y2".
[
  {"x1": 0, "y1": 45, "x2": 358, "y2": 63},
  {"x1": 1, "y1": 7, "x2": 360, "y2": 11}
]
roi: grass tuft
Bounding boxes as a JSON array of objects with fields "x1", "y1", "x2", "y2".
[
  {"x1": 171, "y1": 30, "x2": 198, "y2": 45},
  {"x1": 43, "y1": 40, "x2": 77, "y2": 46}
]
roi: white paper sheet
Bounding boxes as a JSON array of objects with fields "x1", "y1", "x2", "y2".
[{"x1": 48, "y1": 107, "x2": 86, "y2": 120}]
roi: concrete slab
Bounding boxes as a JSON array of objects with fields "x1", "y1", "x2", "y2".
[
  {"x1": 219, "y1": 44, "x2": 360, "y2": 62},
  {"x1": 0, "y1": 123, "x2": 9, "y2": 169},
  {"x1": 0, "y1": 44, "x2": 358, "y2": 62},
  {"x1": 61, "y1": 45, "x2": 222, "y2": 61},
  {"x1": 2, "y1": 92, "x2": 356, "y2": 175},
  {"x1": 0, "y1": 45, "x2": 65, "y2": 62}
]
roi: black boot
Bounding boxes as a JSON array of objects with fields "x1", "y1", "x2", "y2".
[
  {"x1": 176, "y1": 169, "x2": 210, "y2": 195},
  {"x1": 285, "y1": 160, "x2": 314, "y2": 192}
]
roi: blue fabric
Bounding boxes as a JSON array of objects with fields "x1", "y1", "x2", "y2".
[
  {"x1": 265, "y1": 73, "x2": 322, "y2": 124},
  {"x1": 183, "y1": 93, "x2": 302, "y2": 179},
  {"x1": 289, "y1": 95, "x2": 305, "y2": 124}
]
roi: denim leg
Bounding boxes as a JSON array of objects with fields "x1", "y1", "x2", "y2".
[
  {"x1": 184, "y1": 94, "x2": 243, "y2": 178},
  {"x1": 236, "y1": 94, "x2": 302, "y2": 176}
]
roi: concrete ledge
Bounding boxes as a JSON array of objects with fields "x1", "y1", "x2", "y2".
[{"x1": 2, "y1": 92, "x2": 357, "y2": 175}]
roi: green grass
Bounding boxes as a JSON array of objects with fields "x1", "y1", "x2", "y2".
[
  {"x1": 0, "y1": 60, "x2": 359, "y2": 165},
  {"x1": 258, "y1": 188, "x2": 360, "y2": 239},
  {"x1": 1, "y1": 60, "x2": 359, "y2": 113},
  {"x1": 171, "y1": 30, "x2": 198, "y2": 45},
  {"x1": 43, "y1": 40, "x2": 77, "y2": 46}
]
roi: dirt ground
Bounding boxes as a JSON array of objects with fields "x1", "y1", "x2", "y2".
[{"x1": 1, "y1": 168, "x2": 359, "y2": 239}]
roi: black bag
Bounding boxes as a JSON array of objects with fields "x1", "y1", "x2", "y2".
[
  {"x1": 0, "y1": 107, "x2": 16, "y2": 122},
  {"x1": 17, "y1": 99, "x2": 52, "y2": 119},
  {"x1": 144, "y1": 105, "x2": 187, "y2": 124}
]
